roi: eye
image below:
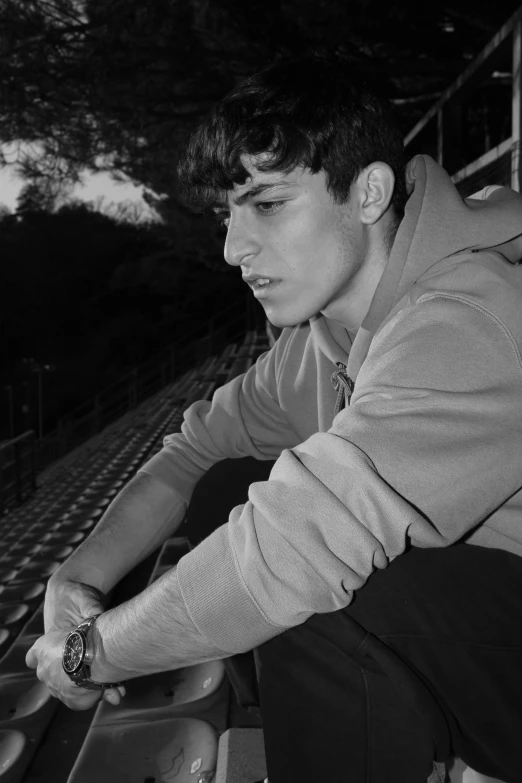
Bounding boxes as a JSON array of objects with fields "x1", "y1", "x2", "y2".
[{"x1": 255, "y1": 200, "x2": 285, "y2": 215}]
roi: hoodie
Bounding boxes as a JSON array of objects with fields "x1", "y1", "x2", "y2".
[{"x1": 140, "y1": 155, "x2": 522, "y2": 653}]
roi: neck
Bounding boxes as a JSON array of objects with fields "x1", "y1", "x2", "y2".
[{"x1": 325, "y1": 242, "x2": 389, "y2": 335}]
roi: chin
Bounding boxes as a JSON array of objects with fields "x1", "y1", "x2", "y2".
[{"x1": 262, "y1": 305, "x2": 318, "y2": 329}]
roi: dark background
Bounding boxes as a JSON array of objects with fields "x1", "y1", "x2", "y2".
[{"x1": 1, "y1": 0, "x2": 520, "y2": 439}]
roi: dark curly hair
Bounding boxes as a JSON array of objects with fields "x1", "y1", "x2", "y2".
[{"x1": 178, "y1": 55, "x2": 407, "y2": 218}]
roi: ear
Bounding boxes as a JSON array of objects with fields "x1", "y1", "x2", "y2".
[{"x1": 356, "y1": 163, "x2": 395, "y2": 226}]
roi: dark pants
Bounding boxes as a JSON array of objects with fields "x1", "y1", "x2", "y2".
[{"x1": 184, "y1": 459, "x2": 522, "y2": 783}]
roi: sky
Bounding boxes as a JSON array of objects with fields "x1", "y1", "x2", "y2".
[{"x1": 0, "y1": 159, "x2": 160, "y2": 221}]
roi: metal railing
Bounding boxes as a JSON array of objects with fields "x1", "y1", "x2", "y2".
[
  {"x1": 404, "y1": 6, "x2": 522, "y2": 196},
  {"x1": 37, "y1": 302, "x2": 250, "y2": 467},
  {"x1": 1, "y1": 299, "x2": 254, "y2": 513}
]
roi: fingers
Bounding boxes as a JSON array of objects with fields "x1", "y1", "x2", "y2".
[
  {"x1": 102, "y1": 689, "x2": 120, "y2": 706},
  {"x1": 58, "y1": 686, "x2": 102, "y2": 711},
  {"x1": 23, "y1": 631, "x2": 104, "y2": 712},
  {"x1": 102, "y1": 685, "x2": 126, "y2": 706},
  {"x1": 66, "y1": 691, "x2": 102, "y2": 711}
]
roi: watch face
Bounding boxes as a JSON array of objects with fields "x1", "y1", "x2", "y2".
[{"x1": 63, "y1": 631, "x2": 85, "y2": 674}]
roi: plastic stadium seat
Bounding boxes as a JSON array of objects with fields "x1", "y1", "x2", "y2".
[
  {"x1": 149, "y1": 537, "x2": 191, "y2": 574},
  {"x1": 0, "y1": 730, "x2": 27, "y2": 783},
  {"x1": 10, "y1": 562, "x2": 60, "y2": 584},
  {"x1": 0, "y1": 330, "x2": 272, "y2": 782},
  {"x1": 94, "y1": 660, "x2": 228, "y2": 727},
  {"x1": 54, "y1": 518, "x2": 96, "y2": 533},
  {"x1": 447, "y1": 758, "x2": 508, "y2": 783},
  {"x1": 0, "y1": 630, "x2": 11, "y2": 660},
  {"x1": 0, "y1": 606, "x2": 30, "y2": 628},
  {"x1": 0, "y1": 634, "x2": 41, "y2": 677},
  {"x1": 0, "y1": 676, "x2": 54, "y2": 723},
  {"x1": 0, "y1": 584, "x2": 45, "y2": 604},
  {"x1": 30, "y1": 545, "x2": 74, "y2": 561},
  {"x1": 0, "y1": 675, "x2": 58, "y2": 782},
  {"x1": 0, "y1": 558, "x2": 29, "y2": 570},
  {"x1": 68, "y1": 717, "x2": 218, "y2": 783},
  {"x1": 19, "y1": 609, "x2": 44, "y2": 636},
  {"x1": 1, "y1": 543, "x2": 32, "y2": 555},
  {"x1": 42, "y1": 531, "x2": 84, "y2": 546},
  {"x1": 0, "y1": 571, "x2": 19, "y2": 587}
]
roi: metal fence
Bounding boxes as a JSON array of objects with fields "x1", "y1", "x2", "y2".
[
  {"x1": 404, "y1": 6, "x2": 522, "y2": 195},
  {"x1": 1, "y1": 300, "x2": 253, "y2": 514}
]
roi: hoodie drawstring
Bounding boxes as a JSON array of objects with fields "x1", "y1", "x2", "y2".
[{"x1": 331, "y1": 362, "x2": 354, "y2": 415}]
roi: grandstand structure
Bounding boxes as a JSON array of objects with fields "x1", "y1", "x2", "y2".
[
  {"x1": 1, "y1": 7, "x2": 520, "y2": 781},
  {"x1": 0, "y1": 297, "x2": 259, "y2": 517},
  {"x1": 0, "y1": 330, "x2": 270, "y2": 783},
  {"x1": 405, "y1": 5, "x2": 522, "y2": 198}
]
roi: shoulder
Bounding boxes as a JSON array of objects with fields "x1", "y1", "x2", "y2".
[
  {"x1": 364, "y1": 254, "x2": 522, "y2": 387},
  {"x1": 408, "y1": 252, "x2": 522, "y2": 344}
]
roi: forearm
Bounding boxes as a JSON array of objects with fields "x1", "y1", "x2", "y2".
[
  {"x1": 90, "y1": 565, "x2": 229, "y2": 682},
  {"x1": 49, "y1": 472, "x2": 187, "y2": 595}
]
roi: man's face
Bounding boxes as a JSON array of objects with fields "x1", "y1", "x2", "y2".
[{"x1": 218, "y1": 158, "x2": 367, "y2": 330}]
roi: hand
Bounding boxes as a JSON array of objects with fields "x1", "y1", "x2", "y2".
[
  {"x1": 42, "y1": 578, "x2": 124, "y2": 706},
  {"x1": 44, "y1": 577, "x2": 106, "y2": 633},
  {"x1": 25, "y1": 630, "x2": 125, "y2": 711}
]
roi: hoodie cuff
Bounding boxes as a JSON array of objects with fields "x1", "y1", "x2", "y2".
[{"x1": 176, "y1": 522, "x2": 281, "y2": 653}]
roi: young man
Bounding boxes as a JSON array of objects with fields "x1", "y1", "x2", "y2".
[{"x1": 28, "y1": 57, "x2": 522, "y2": 782}]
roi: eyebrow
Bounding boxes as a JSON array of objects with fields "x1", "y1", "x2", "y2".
[{"x1": 231, "y1": 179, "x2": 295, "y2": 207}]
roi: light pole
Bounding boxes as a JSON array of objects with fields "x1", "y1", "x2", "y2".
[
  {"x1": 4, "y1": 385, "x2": 14, "y2": 439},
  {"x1": 36, "y1": 363, "x2": 54, "y2": 439},
  {"x1": 22, "y1": 358, "x2": 55, "y2": 439},
  {"x1": 21, "y1": 381, "x2": 30, "y2": 432}
]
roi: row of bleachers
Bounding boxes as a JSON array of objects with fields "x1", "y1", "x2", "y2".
[
  {"x1": 67, "y1": 536, "x2": 228, "y2": 783},
  {"x1": 68, "y1": 535, "x2": 268, "y2": 782},
  {"x1": 0, "y1": 330, "x2": 270, "y2": 783},
  {"x1": 0, "y1": 324, "x2": 500, "y2": 783}
]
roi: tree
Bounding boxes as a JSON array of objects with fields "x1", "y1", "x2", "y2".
[
  {"x1": 1, "y1": 0, "x2": 520, "y2": 204},
  {"x1": 15, "y1": 177, "x2": 71, "y2": 213},
  {"x1": 1, "y1": 0, "x2": 519, "y2": 438}
]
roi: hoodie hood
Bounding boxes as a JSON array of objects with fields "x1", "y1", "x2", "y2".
[{"x1": 332, "y1": 154, "x2": 522, "y2": 381}]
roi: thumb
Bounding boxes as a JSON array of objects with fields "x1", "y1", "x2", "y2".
[
  {"x1": 80, "y1": 599, "x2": 104, "y2": 618},
  {"x1": 76, "y1": 584, "x2": 107, "y2": 621}
]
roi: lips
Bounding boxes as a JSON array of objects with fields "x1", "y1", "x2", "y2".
[
  {"x1": 243, "y1": 275, "x2": 272, "y2": 285},
  {"x1": 242, "y1": 275, "x2": 276, "y2": 290}
]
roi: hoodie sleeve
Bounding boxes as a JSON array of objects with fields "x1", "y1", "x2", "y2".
[
  {"x1": 138, "y1": 329, "x2": 302, "y2": 504},
  {"x1": 176, "y1": 294, "x2": 522, "y2": 652}
]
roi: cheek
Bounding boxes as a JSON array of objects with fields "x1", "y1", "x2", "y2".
[{"x1": 277, "y1": 219, "x2": 337, "y2": 277}]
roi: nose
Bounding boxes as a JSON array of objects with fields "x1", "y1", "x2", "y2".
[{"x1": 224, "y1": 214, "x2": 260, "y2": 267}]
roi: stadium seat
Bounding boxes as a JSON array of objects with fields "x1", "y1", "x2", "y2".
[
  {"x1": 0, "y1": 331, "x2": 272, "y2": 783},
  {"x1": 0, "y1": 730, "x2": 27, "y2": 783},
  {"x1": 68, "y1": 717, "x2": 218, "y2": 783}
]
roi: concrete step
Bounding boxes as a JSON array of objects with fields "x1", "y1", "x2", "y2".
[{"x1": 215, "y1": 728, "x2": 266, "y2": 783}]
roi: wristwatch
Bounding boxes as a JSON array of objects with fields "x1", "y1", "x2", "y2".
[{"x1": 62, "y1": 614, "x2": 126, "y2": 690}]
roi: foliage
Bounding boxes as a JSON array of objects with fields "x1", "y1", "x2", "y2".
[
  {"x1": 1, "y1": 0, "x2": 521, "y2": 201},
  {"x1": 1, "y1": 0, "x2": 520, "y2": 438},
  {"x1": 16, "y1": 177, "x2": 72, "y2": 213},
  {"x1": 0, "y1": 202, "x2": 243, "y2": 435}
]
